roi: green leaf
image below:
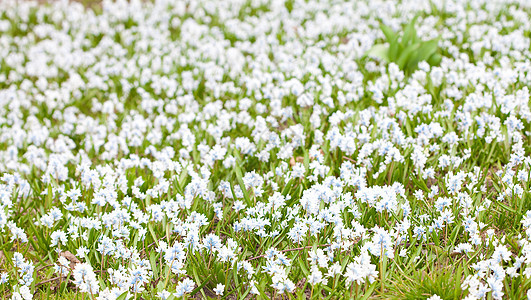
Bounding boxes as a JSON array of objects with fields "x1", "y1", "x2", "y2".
[
  {"x1": 233, "y1": 163, "x2": 251, "y2": 206},
  {"x1": 191, "y1": 268, "x2": 210, "y2": 298},
  {"x1": 405, "y1": 38, "x2": 439, "y2": 73},
  {"x1": 417, "y1": 38, "x2": 439, "y2": 61},
  {"x1": 147, "y1": 223, "x2": 159, "y2": 248},
  {"x1": 495, "y1": 201, "x2": 517, "y2": 214},
  {"x1": 388, "y1": 36, "x2": 400, "y2": 61},
  {"x1": 156, "y1": 278, "x2": 165, "y2": 292},
  {"x1": 449, "y1": 224, "x2": 461, "y2": 246},
  {"x1": 379, "y1": 23, "x2": 396, "y2": 42},
  {"x1": 366, "y1": 44, "x2": 390, "y2": 62},
  {"x1": 232, "y1": 261, "x2": 240, "y2": 288},
  {"x1": 177, "y1": 167, "x2": 188, "y2": 192},
  {"x1": 454, "y1": 263, "x2": 464, "y2": 295},
  {"x1": 239, "y1": 286, "x2": 252, "y2": 300},
  {"x1": 402, "y1": 15, "x2": 419, "y2": 47},
  {"x1": 360, "y1": 281, "x2": 378, "y2": 300},
  {"x1": 149, "y1": 251, "x2": 158, "y2": 277},
  {"x1": 282, "y1": 178, "x2": 294, "y2": 198},
  {"x1": 116, "y1": 292, "x2": 128, "y2": 300},
  {"x1": 427, "y1": 53, "x2": 442, "y2": 66},
  {"x1": 397, "y1": 43, "x2": 420, "y2": 69},
  {"x1": 46, "y1": 183, "x2": 53, "y2": 208},
  {"x1": 298, "y1": 256, "x2": 310, "y2": 276}
]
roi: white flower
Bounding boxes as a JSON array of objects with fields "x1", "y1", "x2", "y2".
[
  {"x1": 213, "y1": 283, "x2": 225, "y2": 296},
  {"x1": 307, "y1": 265, "x2": 327, "y2": 285},
  {"x1": 72, "y1": 263, "x2": 99, "y2": 295},
  {"x1": 174, "y1": 278, "x2": 195, "y2": 298},
  {"x1": 157, "y1": 290, "x2": 171, "y2": 299},
  {"x1": 19, "y1": 286, "x2": 32, "y2": 300}
]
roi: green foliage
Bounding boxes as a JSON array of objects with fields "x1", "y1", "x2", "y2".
[
  {"x1": 387, "y1": 264, "x2": 465, "y2": 300},
  {"x1": 366, "y1": 16, "x2": 442, "y2": 75}
]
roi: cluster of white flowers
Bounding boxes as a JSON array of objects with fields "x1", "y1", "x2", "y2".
[
  {"x1": 72, "y1": 263, "x2": 99, "y2": 295},
  {"x1": 1, "y1": 0, "x2": 531, "y2": 298}
]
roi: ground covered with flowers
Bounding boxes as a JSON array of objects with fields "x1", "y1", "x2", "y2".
[{"x1": 1, "y1": 0, "x2": 531, "y2": 299}]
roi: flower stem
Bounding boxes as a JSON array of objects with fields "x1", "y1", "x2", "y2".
[{"x1": 380, "y1": 245, "x2": 384, "y2": 294}]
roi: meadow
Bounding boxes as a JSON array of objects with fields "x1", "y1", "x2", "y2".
[{"x1": 0, "y1": 0, "x2": 531, "y2": 299}]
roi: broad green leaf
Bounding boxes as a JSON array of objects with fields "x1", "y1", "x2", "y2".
[
  {"x1": 233, "y1": 162, "x2": 251, "y2": 206},
  {"x1": 366, "y1": 44, "x2": 389, "y2": 62},
  {"x1": 388, "y1": 36, "x2": 400, "y2": 61},
  {"x1": 379, "y1": 23, "x2": 396, "y2": 42},
  {"x1": 282, "y1": 178, "x2": 294, "y2": 197},
  {"x1": 239, "y1": 286, "x2": 252, "y2": 300},
  {"x1": 46, "y1": 183, "x2": 53, "y2": 208},
  {"x1": 417, "y1": 38, "x2": 439, "y2": 61},
  {"x1": 402, "y1": 15, "x2": 419, "y2": 47},
  {"x1": 360, "y1": 281, "x2": 378, "y2": 300},
  {"x1": 454, "y1": 263, "x2": 464, "y2": 294},
  {"x1": 428, "y1": 53, "x2": 442, "y2": 66},
  {"x1": 298, "y1": 256, "x2": 310, "y2": 276},
  {"x1": 147, "y1": 223, "x2": 159, "y2": 248},
  {"x1": 405, "y1": 38, "x2": 439, "y2": 72},
  {"x1": 397, "y1": 43, "x2": 420, "y2": 69},
  {"x1": 449, "y1": 224, "x2": 461, "y2": 246},
  {"x1": 149, "y1": 251, "x2": 158, "y2": 277},
  {"x1": 116, "y1": 292, "x2": 128, "y2": 300}
]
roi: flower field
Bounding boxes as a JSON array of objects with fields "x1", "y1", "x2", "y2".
[{"x1": 1, "y1": 0, "x2": 531, "y2": 299}]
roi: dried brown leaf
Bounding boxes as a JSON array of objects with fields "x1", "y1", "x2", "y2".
[{"x1": 59, "y1": 251, "x2": 81, "y2": 270}]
